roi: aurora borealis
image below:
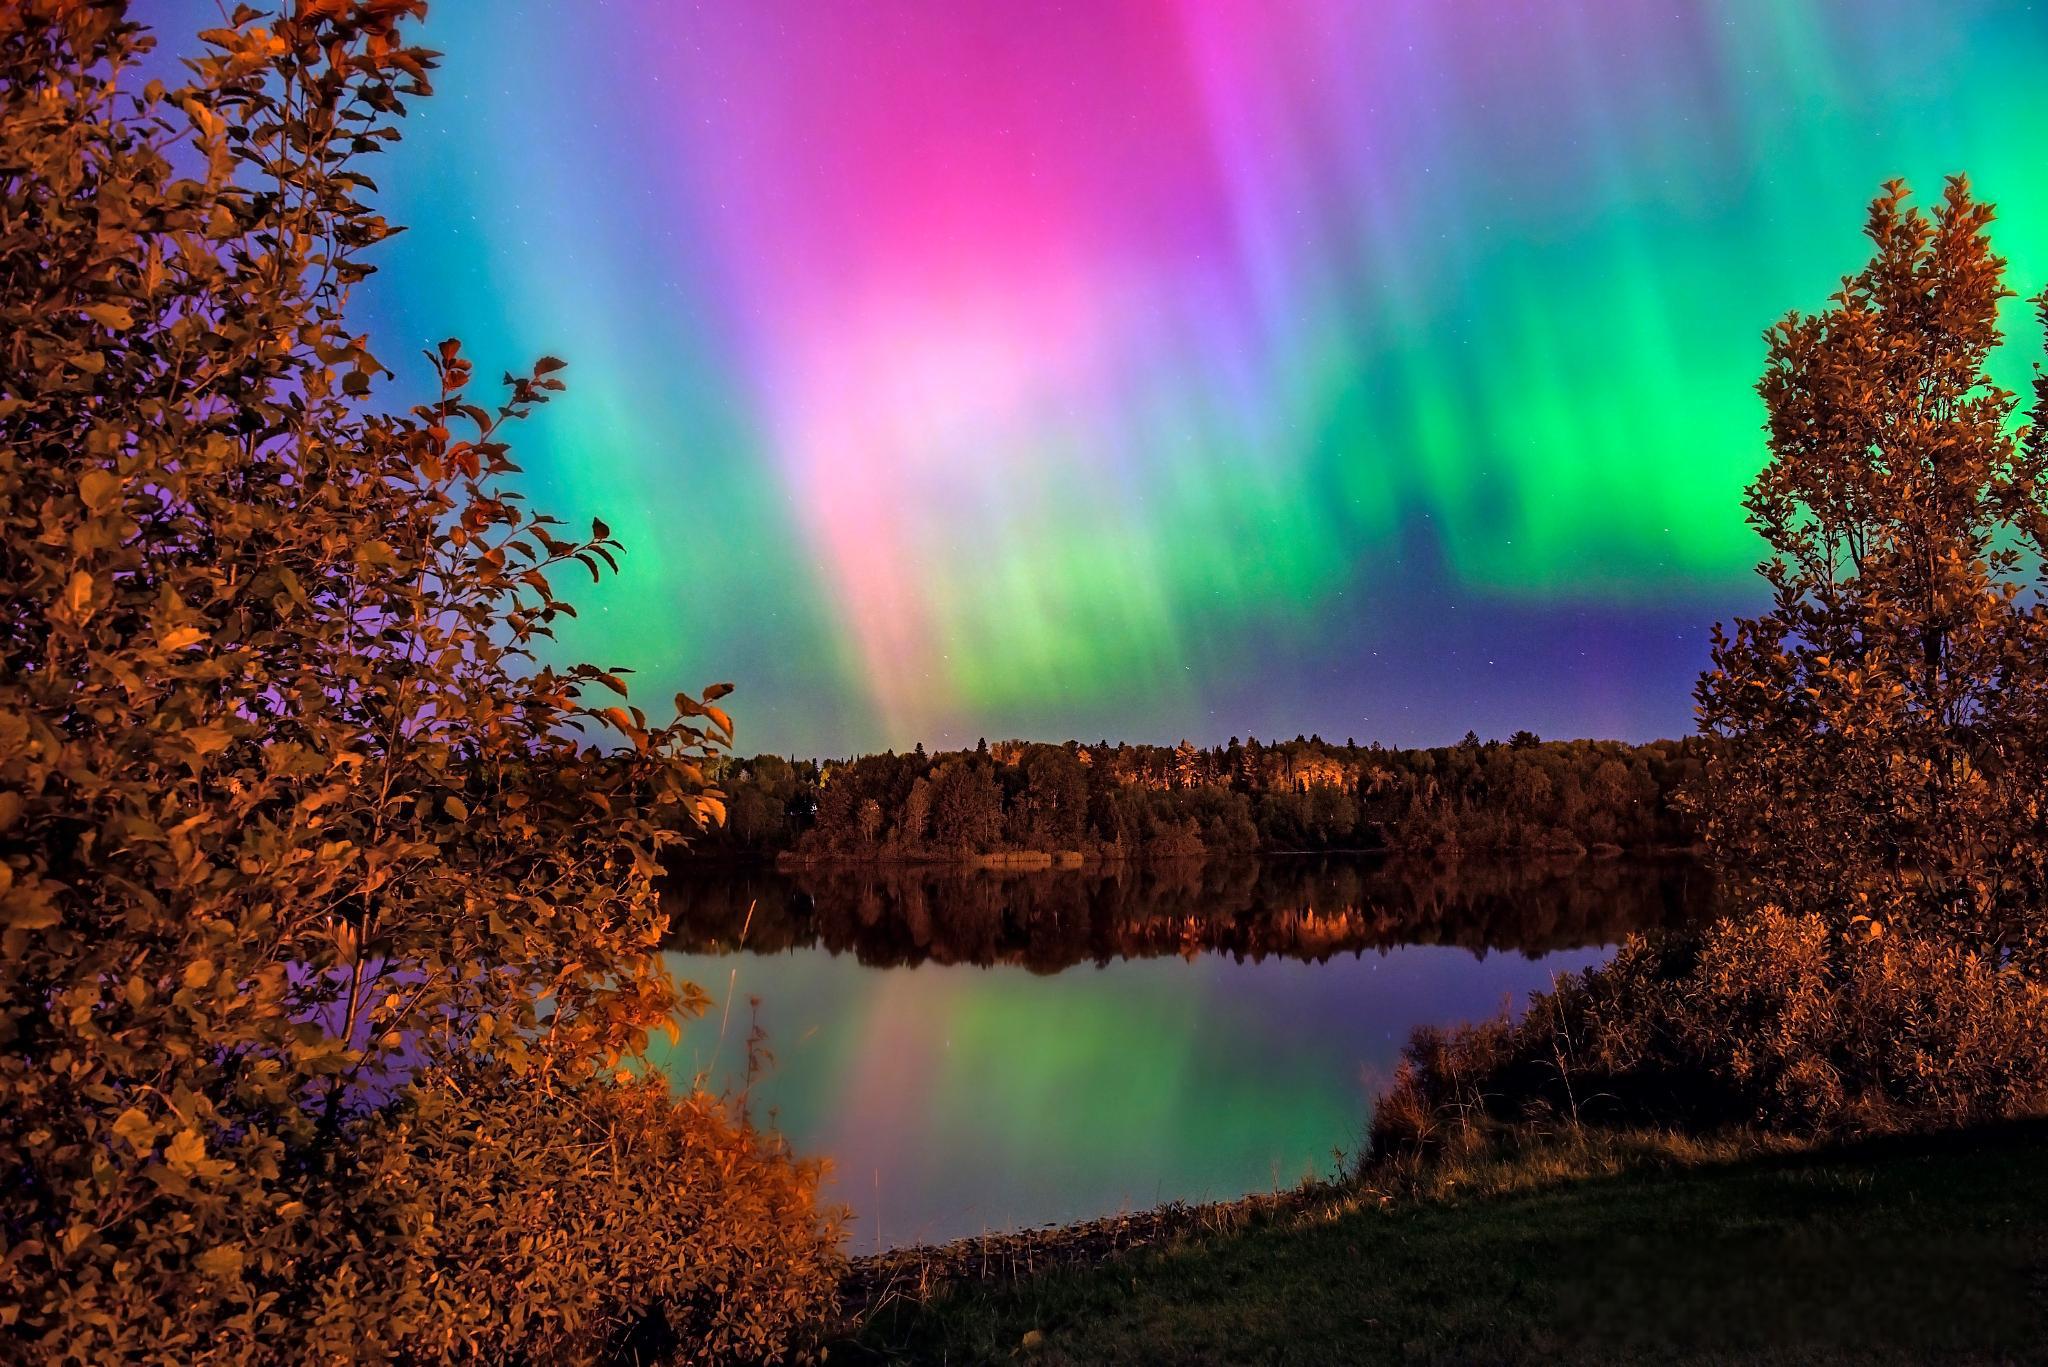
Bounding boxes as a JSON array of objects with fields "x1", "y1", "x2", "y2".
[{"x1": 280, "y1": 1, "x2": 2047, "y2": 753}]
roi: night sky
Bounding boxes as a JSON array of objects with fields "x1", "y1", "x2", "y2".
[{"x1": 171, "y1": 1, "x2": 2048, "y2": 754}]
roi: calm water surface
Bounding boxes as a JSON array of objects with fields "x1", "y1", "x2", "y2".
[{"x1": 652, "y1": 857, "x2": 1711, "y2": 1250}]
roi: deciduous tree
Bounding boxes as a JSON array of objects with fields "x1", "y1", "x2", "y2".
[
  {"x1": 0, "y1": 4, "x2": 837, "y2": 1358},
  {"x1": 1695, "y1": 178, "x2": 2048, "y2": 969}
]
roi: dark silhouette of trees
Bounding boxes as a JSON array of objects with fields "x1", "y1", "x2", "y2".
[
  {"x1": 931, "y1": 758, "x2": 1004, "y2": 852},
  {"x1": 692, "y1": 734, "x2": 1704, "y2": 863},
  {"x1": 1009, "y1": 743, "x2": 1089, "y2": 848},
  {"x1": 0, "y1": 5, "x2": 835, "y2": 1358},
  {"x1": 719, "y1": 752, "x2": 819, "y2": 854},
  {"x1": 1694, "y1": 178, "x2": 2048, "y2": 970}
]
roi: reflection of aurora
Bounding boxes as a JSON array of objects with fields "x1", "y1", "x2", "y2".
[
  {"x1": 661, "y1": 856, "x2": 1717, "y2": 970},
  {"x1": 654, "y1": 858, "x2": 1711, "y2": 1247}
]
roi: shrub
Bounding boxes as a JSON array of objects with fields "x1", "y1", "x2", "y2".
[
  {"x1": 42, "y1": 1066, "x2": 841, "y2": 1364},
  {"x1": 1, "y1": 4, "x2": 838, "y2": 1359},
  {"x1": 1370, "y1": 909, "x2": 2048, "y2": 1159}
]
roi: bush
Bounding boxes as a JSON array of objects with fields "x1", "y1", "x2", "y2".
[
  {"x1": 43, "y1": 1068, "x2": 841, "y2": 1364},
  {"x1": 339, "y1": 1071, "x2": 838, "y2": 1365},
  {"x1": 1370, "y1": 909, "x2": 2048, "y2": 1159}
]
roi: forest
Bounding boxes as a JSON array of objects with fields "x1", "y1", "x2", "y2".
[{"x1": 690, "y1": 733, "x2": 1706, "y2": 863}]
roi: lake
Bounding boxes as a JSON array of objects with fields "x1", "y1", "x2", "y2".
[{"x1": 651, "y1": 856, "x2": 1714, "y2": 1251}]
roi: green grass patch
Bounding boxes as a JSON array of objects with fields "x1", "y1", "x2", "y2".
[{"x1": 840, "y1": 1122, "x2": 2048, "y2": 1364}]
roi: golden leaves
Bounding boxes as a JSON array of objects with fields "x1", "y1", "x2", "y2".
[
  {"x1": 112, "y1": 1107, "x2": 156, "y2": 1152},
  {"x1": 60, "y1": 570, "x2": 93, "y2": 621},
  {"x1": 163, "y1": 1128, "x2": 207, "y2": 1174},
  {"x1": 184, "y1": 725, "x2": 232, "y2": 758},
  {"x1": 195, "y1": 1245, "x2": 245, "y2": 1280},
  {"x1": 179, "y1": 96, "x2": 225, "y2": 145},
  {"x1": 1701, "y1": 176, "x2": 2048, "y2": 965},
  {"x1": 0, "y1": 1, "x2": 793, "y2": 1355},
  {"x1": 672, "y1": 685, "x2": 738, "y2": 746},
  {"x1": 2, "y1": 881, "x2": 60, "y2": 931},
  {"x1": 78, "y1": 469, "x2": 122, "y2": 511}
]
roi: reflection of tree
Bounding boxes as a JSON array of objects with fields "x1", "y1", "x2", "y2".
[{"x1": 661, "y1": 858, "x2": 1719, "y2": 971}]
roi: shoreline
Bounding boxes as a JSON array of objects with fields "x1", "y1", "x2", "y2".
[
  {"x1": 835, "y1": 1119, "x2": 2048, "y2": 1360},
  {"x1": 837, "y1": 1175, "x2": 1350, "y2": 1325},
  {"x1": 836, "y1": 1124, "x2": 1765, "y2": 1325}
]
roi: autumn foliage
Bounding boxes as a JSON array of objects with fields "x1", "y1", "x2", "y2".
[
  {"x1": 1374, "y1": 180, "x2": 2048, "y2": 1164},
  {"x1": 1370, "y1": 907, "x2": 2048, "y2": 1157},
  {"x1": 1, "y1": 3, "x2": 836, "y2": 1360},
  {"x1": 1694, "y1": 178, "x2": 2048, "y2": 968}
]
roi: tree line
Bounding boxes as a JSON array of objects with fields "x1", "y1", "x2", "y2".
[{"x1": 689, "y1": 732, "x2": 1706, "y2": 863}]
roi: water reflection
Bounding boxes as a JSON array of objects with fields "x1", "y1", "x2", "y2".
[
  {"x1": 651, "y1": 857, "x2": 1712, "y2": 1249},
  {"x1": 663, "y1": 855, "x2": 1709, "y2": 968}
]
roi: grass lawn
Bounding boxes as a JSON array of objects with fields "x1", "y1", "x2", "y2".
[{"x1": 839, "y1": 1121, "x2": 2048, "y2": 1364}]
